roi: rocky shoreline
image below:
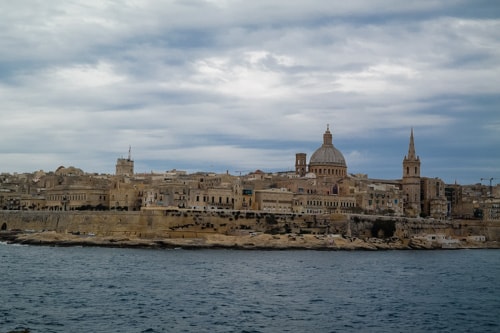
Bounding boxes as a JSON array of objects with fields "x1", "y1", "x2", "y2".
[{"x1": 1, "y1": 231, "x2": 498, "y2": 250}]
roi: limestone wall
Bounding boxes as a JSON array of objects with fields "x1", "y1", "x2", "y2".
[
  {"x1": 1, "y1": 210, "x2": 498, "y2": 241},
  {"x1": 0, "y1": 210, "x2": 319, "y2": 238}
]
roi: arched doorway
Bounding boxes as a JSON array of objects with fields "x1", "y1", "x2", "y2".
[{"x1": 1, "y1": 223, "x2": 7, "y2": 231}]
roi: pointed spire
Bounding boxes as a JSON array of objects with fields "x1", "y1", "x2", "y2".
[
  {"x1": 406, "y1": 128, "x2": 416, "y2": 160},
  {"x1": 128, "y1": 145, "x2": 132, "y2": 161}
]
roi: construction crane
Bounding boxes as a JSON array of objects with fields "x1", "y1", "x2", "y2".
[{"x1": 480, "y1": 178, "x2": 499, "y2": 198}]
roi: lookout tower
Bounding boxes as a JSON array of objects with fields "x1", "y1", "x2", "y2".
[{"x1": 116, "y1": 146, "x2": 134, "y2": 176}]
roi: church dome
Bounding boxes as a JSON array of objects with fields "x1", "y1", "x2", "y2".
[
  {"x1": 310, "y1": 146, "x2": 346, "y2": 166},
  {"x1": 309, "y1": 125, "x2": 346, "y2": 167},
  {"x1": 54, "y1": 166, "x2": 84, "y2": 176}
]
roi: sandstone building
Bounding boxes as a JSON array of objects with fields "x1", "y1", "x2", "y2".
[{"x1": 1, "y1": 125, "x2": 495, "y2": 221}]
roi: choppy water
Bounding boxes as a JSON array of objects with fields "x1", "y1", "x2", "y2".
[{"x1": 0, "y1": 244, "x2": 499, "y2": 333}]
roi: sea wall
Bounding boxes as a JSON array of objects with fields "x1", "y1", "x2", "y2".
[
  {"x1": 349, "y1": 214, "x2": 500, "y2": 241},
  {"x1": 0, "y1": 210, "x2": 327, "y2": 238},
  {"x1": 1, "y1": 210, "x2": 499, "y2": 241}
]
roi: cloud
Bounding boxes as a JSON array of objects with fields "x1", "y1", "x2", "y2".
[{"x1": 0, "y1": 1, "x2": 499, "y2": 185}]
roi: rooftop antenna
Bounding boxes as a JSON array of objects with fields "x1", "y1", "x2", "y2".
[{"x1": 128, "y1": 145, "x2": 132, "y2": 161}]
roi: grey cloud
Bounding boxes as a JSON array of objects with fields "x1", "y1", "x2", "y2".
[{"x1": 0, "y1": 1, "x2": 498, "y2": 184}]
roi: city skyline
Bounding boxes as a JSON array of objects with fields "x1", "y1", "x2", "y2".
[{"x1": 1, "y1": 1, "x2": 499, "y2": 185}]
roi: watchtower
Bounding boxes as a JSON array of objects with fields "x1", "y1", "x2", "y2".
[{"x1": 116, "y1": 146, "x2": 134, "y2": 176}]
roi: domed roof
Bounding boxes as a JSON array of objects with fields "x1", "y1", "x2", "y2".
[
  {"x1": 309, "y1": 125, "x2": 347, "y2": 167},
  {"x1": 310, "y1": 146, "x2": 346, "y2": 166},
  {"x1": 54, "y1": 166, "x2": 84, "y2": 176}
]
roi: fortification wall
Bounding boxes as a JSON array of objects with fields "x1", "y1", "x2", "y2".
[
  {"x1": 1, "y1": 210, "x2": 498, "y2": 241},
  {"x1": 0, "y1": 210, "x2": 324, "y2": 238}
]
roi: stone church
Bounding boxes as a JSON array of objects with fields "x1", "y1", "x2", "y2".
[
  {"x1": 295, "y1": 124, "x2": 347, "y2": 180},
  {"x1": 293, "y1": 125, "x2": 446, "y2": 218}
]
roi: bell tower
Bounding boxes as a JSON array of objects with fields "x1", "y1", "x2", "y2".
[
  {"x1": 402, "y1": 129, "x2": 421, "y2": 217},
  {"x1": 295, "y1": 153, "x2": 307, "y2": 177}
]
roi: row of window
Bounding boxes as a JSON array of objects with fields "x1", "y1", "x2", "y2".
[
  {"x1": 310, "y1": 168, "x2": 346, "y2": 176},
  {"x1": 305, "y1": 208, "x2": 352, "y2": 214},
  {"x1": 368, "y1": 199, "x2": 399, "y2": 205},
  {"x1": 196, "y1": 195, "x2": 235, "y2": 205},
  {"x1": 305, "y1": 200, "x2": 355, "y2": 208},
  {"x1": 47, "y1": 194, "x2": 89, "y2": 201}
]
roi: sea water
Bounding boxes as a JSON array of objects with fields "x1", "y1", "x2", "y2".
[{"x1": 0, "y1": 244, "x2": 499, "y2": 333}]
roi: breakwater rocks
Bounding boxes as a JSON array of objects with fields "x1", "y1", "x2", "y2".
[{"x1": 1, "y1": 210, "x2": 499, "y2": 250}]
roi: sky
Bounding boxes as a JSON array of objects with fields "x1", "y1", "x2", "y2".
[{"x1": 1, "y1": 0, "x2": 499, "y2": 185}]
